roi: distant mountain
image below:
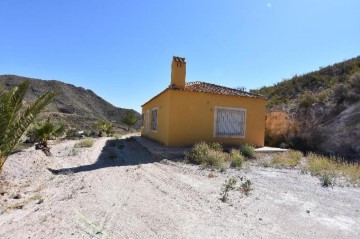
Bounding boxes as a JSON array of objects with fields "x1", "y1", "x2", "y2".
[
  {"x1": 0, "y1": 75, "x2": 141, "y2": 131},
  {"x1": 251, "y1": 56, "x2": 360, "y2": 161}
]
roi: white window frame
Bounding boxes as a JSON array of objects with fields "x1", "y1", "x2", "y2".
[
  {"x1": 213, "y1": 106, "x2": 246, "y2": 138},
  {"x1": 151, "y1": 107, "x2": 158, "y2": 133}
]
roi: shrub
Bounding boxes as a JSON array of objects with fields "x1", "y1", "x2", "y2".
[
  {"x1": 270, "y1": 150, "x2": 303, "y2": 168},
  {"x1": 74, "y1": 138, "x2": 94, "y2": 148},
  {"x1": 239, "y1": 144, "x2": 256, "y2": 159},
  {"x1": 333, "y1": 84, "x2": 347, "y2": 103},
  {"x1": 208, "y1": 142, "x2": 222, "y2": 152},
  {"x1": 320, "y1": 172, "x2": 334, "y2": 187},
  {"x1": 185, "y1": 142, "x2": 226, "y2": 168},
  {"x1": 66, "y1": 129, "x2": 78, "y2": 139},
  {"x1": 303, "y1": 153, "x2": 360, "y2": 185},
  {"x1": 240, "y1": 179, "x2": 252, "y2": 196},
  {"x1": 299, "y1": 91, "x2": 315, "y2": 109},
  {"x1": 205, "y1": 150, "x2": 227, "y2": 168},
  {"x1": 229, "y1": 149, "x2": 244, "y2": 168},
  {"x1": 349, "y1": 72, "x2": 360, "y2": 94},
  {"x1": 220, "y1": 177, "x2": 237, "y2": 202}
]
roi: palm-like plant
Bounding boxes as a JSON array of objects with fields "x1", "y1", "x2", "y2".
[
  {"x1": 94, "y1": 120, "x2": 113, "y2": 137},
  {"x1": 0, "y1": 81, "x2": 60, "y2": 172},
  {"x1": 27, "y1": 118, "x2": 64, "y2": 156}
]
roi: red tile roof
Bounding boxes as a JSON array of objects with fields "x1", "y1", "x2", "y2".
[
  {"x1": 142, "y1": 81, "x2": 265, "y2": 106},
  {"x1": 182, "y1": 81, "x2": 265, "y2": 99}
]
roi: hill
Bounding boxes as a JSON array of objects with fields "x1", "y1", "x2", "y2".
[
  {"x1": 0, "y1": 75, "x2": 141, "y2": 132},
  {"x1": 251, "y1": 56, "x2": 360, "y2": 161}
]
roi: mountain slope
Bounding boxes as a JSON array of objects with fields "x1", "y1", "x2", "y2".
[
  {"x1": 0, "y1": 75, "x2": 141, "y2": 131},
  {"x1": 251, "y1": 56, "x2": 360, "y2": 161}
]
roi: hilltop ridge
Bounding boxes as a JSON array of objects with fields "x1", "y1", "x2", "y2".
[{"x1": 0, "y1": 74, "x2": 141, "y2": 131}]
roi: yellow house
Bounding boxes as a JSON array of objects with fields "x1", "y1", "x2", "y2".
[{"x1": 141, "y1": 56, "x2": 266, "y2": 147}]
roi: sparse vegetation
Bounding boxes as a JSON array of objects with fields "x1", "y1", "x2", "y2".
[
  {"x1": 240, "y1": 179, "x2": 252, "y2": 196},
  {"x1": 220, "y1": 177, "x2": 237, "y2": 202},
  {"x1": 269, "y1": 150, "x2": 303, "y2": 168},
  {"x1": 302, "y1": 153, "x2": 360, "y2": 186},
  {"x1": 94, "y1": 120, "x2": 113, "y2": 137},
  {"x1": 252, "y1": 56, "x2": 360, "y2": 161},
  {"x1": 239, "y1": 144, "x2": 256, "y2": 159},
  {"x1": 229, "y1": 149, "x2": 244, "y2": 168},
  {"x1": 27, "y1": 118, "x2": 64, "y2": 156},
  {"x1": 74, "y1": 138, "x2": 94, "y2": 148},
  {"x1": 0, "y1": 80, "x2": 60, "y2": 172},
  {"x1": 320, "y1": 172, "x2": 334, "y2": 187}
]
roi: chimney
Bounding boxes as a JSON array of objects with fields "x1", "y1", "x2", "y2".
[{"x1": 170, "y1": 56, "x2": 186, "y2": 88}]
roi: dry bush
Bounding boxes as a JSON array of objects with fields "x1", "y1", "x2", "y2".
[
  {"x1": 229, "y1": 149, "x2": 244, "y2": 168},
  {"x1": 185, "y1": 142, "x2": 227, "y2": 169},
  {"x1": 74, "y1": 138, "x2": 94, "y2": 148},
  {"x1": 269, "y1": 150, "x2": 303, "y2": 168},
  {"x1": 303, "y1": 153, "x2": 360, "y2": 185}
]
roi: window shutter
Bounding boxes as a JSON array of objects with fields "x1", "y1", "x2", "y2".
[{"x1": 215, "y1": 107, "x2": 245, "y2": 137}]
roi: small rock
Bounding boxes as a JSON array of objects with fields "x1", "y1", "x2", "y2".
[
  {"x1": 306, "y1": 210, "x2": 310, "y2": 213},
  {"x1": 13, "y1": 194, "x2": 21, "y2": 199},
  {"x1": 259, "y1": 218, "x2": 263, "y2": 221}
]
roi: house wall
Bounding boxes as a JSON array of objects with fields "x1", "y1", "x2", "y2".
[
  {"x1": 141, "y1": 90, "x2": 170, "y2": 145},
  {"x1": 166, "y1": 90, "x2": 266, "y2": 147}
]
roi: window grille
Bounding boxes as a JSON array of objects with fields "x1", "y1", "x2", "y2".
[
  {"x1": 215, "y1": 107, "x2": 245, "y2": 137},
  {"x1": 151, "y1": 108, "x2": 158, "y2": 131}
]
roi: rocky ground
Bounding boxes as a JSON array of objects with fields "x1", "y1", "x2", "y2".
[{"x1": 0, "y1": 136, "x2": 359, "y2": 239}]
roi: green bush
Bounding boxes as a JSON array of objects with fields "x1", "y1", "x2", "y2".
[
  {"x1": 185, "y1": 142, "x2": 226, "y2": 168},
  {"x1": 239, "y1": 144, "x2": 256, "y2": 159},
  {"x1": 320, "y1": 172, "x2": 334, "y2": 187},
  {"x1": 229, "y1": 149, "x2": 244, "y2": 168},
  {"x1": 66, "y1": 129, "x2": 78, "y2": 139},
  {"x1": 74, "y1": 138, "x2": 94, "y2": 148}
]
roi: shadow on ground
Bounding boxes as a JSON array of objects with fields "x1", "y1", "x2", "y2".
[{"x1": 47, "y1": 138, "x2": 161, "y2": 175}]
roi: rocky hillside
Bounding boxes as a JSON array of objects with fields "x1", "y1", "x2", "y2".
[
  {"x1": 251, "y1": 56, "x2": 360, "y2": 161},
  {"x1": 0, "y1": 75, "x2": 141, "y2": 131}
]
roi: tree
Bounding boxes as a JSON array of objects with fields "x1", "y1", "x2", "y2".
[
  {"x1": 94, "y1": 120, "x2": 113, "y2": 137},
  {"x1": 121, "y1": 110, "x2": 138, "y2": 131},
  {"x1": 0, "y1": 81, "x2": 60, "y2": 172},
  {"x1": 27, "y1": 118, "x2": 64, "y2": 156}
]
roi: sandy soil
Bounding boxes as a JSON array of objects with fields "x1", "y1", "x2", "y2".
[{"x1": 1, "y1": 136, "x2": 360, "y2": 239}]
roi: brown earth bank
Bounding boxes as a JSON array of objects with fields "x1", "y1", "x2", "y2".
[{"x1": 1, "y1": 137, "x2": 360, "y2": 238}]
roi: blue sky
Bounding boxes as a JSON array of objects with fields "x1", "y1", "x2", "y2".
[{"x1": 1, "y1": 0, "x2": 360, "y2": 112}]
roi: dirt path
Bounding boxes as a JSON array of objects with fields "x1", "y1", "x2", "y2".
[{"x1": 1, "y1": 137, "x2": 360, "y2": 238}]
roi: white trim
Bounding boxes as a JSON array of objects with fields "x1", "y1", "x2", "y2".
[
  {"x1": 213, "y1": 106, "x2": 246, "y2": 138},
  {"x1": 151, "y1": 107, "x2": 158, "y2": 133}
]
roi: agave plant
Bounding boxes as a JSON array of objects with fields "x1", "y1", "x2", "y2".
[{"x1": 0, "y1": 81, "x2": 60, "y2": 173}]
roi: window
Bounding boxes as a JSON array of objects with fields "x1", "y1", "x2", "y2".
[
  {"x1": 151, "y1": 108, "x2": 158, "y2": 132},
  {"x1": 214, "y1": 107, "x2": 245, "y2": 138},
  {"x1": 141, "y1": 113, "x2": 144, "y2": 127}
]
